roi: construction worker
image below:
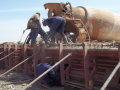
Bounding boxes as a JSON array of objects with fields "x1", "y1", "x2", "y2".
[
  {"x1": 64, "y1": 30, "x2": 72, "y2": 42},
  {"x1": 36, "y1": 57, "x2": 61, "y2": 87},
  {"x1": 42, "y1": 16, "x2": 68, "y2": 44},
  {"x1": 23, "y1": 12, "x2": 49, "y2": 47}
]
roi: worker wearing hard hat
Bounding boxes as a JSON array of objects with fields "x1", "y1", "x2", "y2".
[
  {"x1": 23, "y1": 12, "x2": 49, "y2": 47},
  {"x1": 42, "y1": 16, "x2": 68, "y2": 44}
]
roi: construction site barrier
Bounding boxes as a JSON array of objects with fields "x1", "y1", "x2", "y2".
[
  {"x1": 100, "y1": 61, "x2": 120, "y2": 90},
  {"x1": 23, "y1": 53, "x2": 72, "y2": 90},
  {"x1": 0, "y1": 51, "x2": 15, "y2": 61},
  {"x1": 0, "y1": 51, "x2": 39, "y2": 78}
]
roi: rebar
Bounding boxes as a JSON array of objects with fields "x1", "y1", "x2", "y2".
[
  {"x1": 0, "y1": 51, "x2": 39, "y2": 78},
  {"x1": 0, "y1": 51, "x2": 15, "y2": 61},
  {"x1": 0, "y1": 51, "x2": 4, "y2": 55},
  {"x1": 100, "y1": 61, "x2": 120, "y2": 90}
]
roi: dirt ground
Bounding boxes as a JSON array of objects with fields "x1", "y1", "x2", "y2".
[{"x1": 0, "y1": 70, "x2": 79, "y2": 90}]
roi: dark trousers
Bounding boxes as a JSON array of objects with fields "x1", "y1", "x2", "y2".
[
  {"x1": 26, "y1": 32, "x2": 32, "y2": 44},
  {"x1": 50, "y1": 18, "x2": 66, "y2": 36},
  {"x1": 30, "y1": 27, "x2": 48, "y2": 46},
  {"x1": 47, "y1": 74, "x2": 61, "y2": 86}
]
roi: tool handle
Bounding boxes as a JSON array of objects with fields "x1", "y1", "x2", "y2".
[{"x1": 19, "y1": 34, "x2": 24, "y2": 42}]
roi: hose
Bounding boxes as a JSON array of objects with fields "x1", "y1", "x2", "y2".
[
  {"x1": 77, "y1": 6, "x2": 91, "y2": 42},
  {"x1": 22, "y1": 32, "x2": 31, "y2": 55}
]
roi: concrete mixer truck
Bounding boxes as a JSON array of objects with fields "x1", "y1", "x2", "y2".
[{"x1": 43, "y1": 2, "x2": 120, "y2": 43}]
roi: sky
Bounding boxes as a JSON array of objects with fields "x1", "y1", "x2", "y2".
[{"x1": 0, "y1": 0, "x2": 120, "y2": 43}]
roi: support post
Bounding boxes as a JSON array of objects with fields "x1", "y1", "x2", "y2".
[
  {"x1": 89, "y1": 58, "x2": 97, "y2": 89},
  {"x1": 15, "y1": 43, "x2": 19, "y2": 72},
  {"x1": 24, "y1": 44, "x2": 28, "y2": 74},
  {"x1": 83, "y1": 42, "x2": 89, "y2": 89},
  {"x1": 41, "y1": 44, "x2": 45, "y2": 63},
  {"x1": 59, "y1": 43, "x2": 65, "y2": 85},
  {"x1": 33, "y1": 44, "x2": 40, "y2": 77},
  {"x1": 66, "y1": 56, "x2": 72, "y2": 80},
  {"x1": 8, "y1": 43, "x2": 12, "y2": 69},
  {"x1": 4, "y1": 43, "x2": 8, "y2": 70},
  {"x1": 118, "y1": 45, "x2": 120, "y2": 83}
]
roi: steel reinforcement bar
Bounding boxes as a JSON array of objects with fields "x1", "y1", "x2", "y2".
[
  {"x1": 0, "y1": 51, "x2": 39, "y2": 78},
  {"x1": 100, "y1": 61, "x2": 120, "y2": 90},
  {"x1": 23, "y1": 53, "x2": 72, "y2": 90},
  {"x1": 0, "y1": 51, "x2": 15, "y2": 61},
  {"x1": 0, "y1": 51, "x2": 4, "y2": 55}
]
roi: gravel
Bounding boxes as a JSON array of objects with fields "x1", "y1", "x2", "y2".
[{"x1": 0, "y1": 70, "x2": 79, "y2": 90}]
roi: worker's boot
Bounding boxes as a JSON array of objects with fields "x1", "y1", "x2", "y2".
[
  {"x1": 49, "y1": 36, "x2": 56, "y2": 44},
  {"x1": 63, "y1": 36, "x2": 68, "y2": 44}
]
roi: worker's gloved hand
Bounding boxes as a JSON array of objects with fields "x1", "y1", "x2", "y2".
[
  {"x1": 17, "y1": 41, "x2": 20, "y2": 44},
  {"x1": 23, "y1": 28, "x2": 28, "y2": 34}
]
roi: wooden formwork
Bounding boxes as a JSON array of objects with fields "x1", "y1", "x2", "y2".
[{"x1": 0, "y1": 42, "x2": 120, "y2": 90}]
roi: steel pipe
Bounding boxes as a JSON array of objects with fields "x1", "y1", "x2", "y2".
[
  {"x1": 0, "y1": 51, "x2": 15, "y2": 61},
  {"x1": 100, "y1": 61, "x2": 120, "y2": 90},
  {"x1": 0, "y1": 51, "x2": 4, "y2": 55}
]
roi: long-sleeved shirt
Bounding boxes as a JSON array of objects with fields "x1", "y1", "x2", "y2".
[
  {"x1": 36, "y1": 63, "x2": 55, "y2": 84},
  {"x1": 27, "y1": 14, "x2": 41, "y2": 29},
  {"x1": 43, "y1": 16, "x2": 62, "y2": 28}
]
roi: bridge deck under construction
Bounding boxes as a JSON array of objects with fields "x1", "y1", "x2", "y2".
[{"x1": 0, "y1": 42, "x2": 120, "y2": 90}]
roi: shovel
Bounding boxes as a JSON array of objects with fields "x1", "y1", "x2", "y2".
[{"x1": 17, "y1": 33, "x2": 24, "y2": 44}]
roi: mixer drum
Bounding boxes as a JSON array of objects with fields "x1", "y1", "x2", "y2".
[{"x1": 84, "y1": 8, "x2": 120, "y2": 41}]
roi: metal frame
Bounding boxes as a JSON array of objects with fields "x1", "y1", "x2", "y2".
[{"x1": 0, "y1": 42, "x2": 120, "y2": 90}]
